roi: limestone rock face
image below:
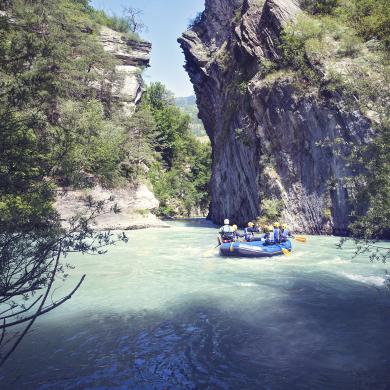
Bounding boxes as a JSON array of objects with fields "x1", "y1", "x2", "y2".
[
  {"x1": 55, "y1": 184, "x2": 167, "y2": 231},
  {"x1": 99, "y1": 26, "x2": 151, "y2": 114},
  {"x1": 179, "y1": 0, "x2": 372, "y2": 234},
  {"x1": 56, "y1": 27, "x2": 161, "y2": 230}
]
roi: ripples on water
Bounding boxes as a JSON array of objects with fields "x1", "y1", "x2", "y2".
[{"x1": 1, "y1": 220, "x2": 390, "y2": 389}]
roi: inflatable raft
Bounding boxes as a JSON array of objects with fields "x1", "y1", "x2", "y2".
[{"x1": 219, "y1": 239, "x2": 292, "y2": 258}]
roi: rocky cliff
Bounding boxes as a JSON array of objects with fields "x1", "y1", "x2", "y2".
[
  {"x1": 179, "y1": 0, "x2": 372, "y2": 234},
  {"x1": 56, "y1": 27, "x2": 165, "y2": 230},
  {"x1": 99, "y1": 26, "x2": 151, "y2": 115}
]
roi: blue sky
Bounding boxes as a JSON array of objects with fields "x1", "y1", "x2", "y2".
[{"x1": 90, "y1": 0, "x2": 204, "y2": 97}]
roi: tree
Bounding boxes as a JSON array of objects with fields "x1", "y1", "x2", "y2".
[
  {"x1": 0, "y1": 0, "x2": 129, "y2": 365},
  {"x1": 0, "y1": 202, "x2": 127, "y2": 367},
  {"x1": 300, "y1": 0, "x2": 340, "y2": 15},
  {"x1": 142, "y1": 83, "x2": 211, "y2": 217},
  {"x1": 123, "y1": 7, "x2": 146, "y2": 34}
]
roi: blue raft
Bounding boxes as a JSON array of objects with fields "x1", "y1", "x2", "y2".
[{"x1": 219, "y1": 239, "x2": 292, "y2": 258}]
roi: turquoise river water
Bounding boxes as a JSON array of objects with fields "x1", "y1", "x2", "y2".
[{"x1": 1, "y1": 220, "x2": 390, "y2": 389}]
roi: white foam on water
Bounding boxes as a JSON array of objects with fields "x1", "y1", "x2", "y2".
[
  {"x1": 318, "y1": 256, "x2": 350, "y2": 265},
  {"x1": 338, "y1": 272, "x2": 385, "y2": 287},
  {"x1": 234, "y1": 282, "x2": 258, "y2": 288}
]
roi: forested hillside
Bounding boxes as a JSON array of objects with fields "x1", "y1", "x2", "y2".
[
  {"x1": 0, "y1": 0, "x2": 211, "y2": 229},
  {"x1": 0, "y1": 0, "x2": 210, "y2": 365},
  {"x1": 175, "y1": 95, "x2": 207, "y2": 137}
]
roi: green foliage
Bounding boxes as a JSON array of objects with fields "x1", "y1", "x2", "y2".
[
  {"x1": 175, "y1": 96, "x2": 206, "y2": 137},
  {"x1": 144, "y1": 83, "x2": 212, "y2": 217},
  {"x1": 298, "y1": 0, "x2": 390, "y2": 54},
  {"x1": 258, "y1": 198, "x2": 284, "y2": 226},
  {"x1": 280, "y1": 14, "x2": 324, "y2": 81},
  {"x1": 55, "y1": 100, "x2": 126, "y2": 187},
  {"x1": 300, "y1": 0, "x2": 390, "y2": 49},
  {"x1": 84, "y1": 6, "x2": 144, "y2": 40},
  {"x1": 119, "y1": 106, "x2": 157, "y2": 181},
  {"x1": 0, "y1": 0, "x2": 134, "y2": 362},
  {"x1": 0, "y1": 0, "x2": 113, "y2": 230},
  {"x1": 300, "y1": 0, "x2": 340, "y2": 15},
  {"x1": 343, "y1": 0, "x2": 390, "y2": 49},
  {"x1": 346, "y1": 62, "x2": 390, "y2": 240},
  {"x1": 323, "y1": 208, "x2": 332, "y2": 220},
  {"x1": 337, "y1": 31, "x2": 362, "y2": 56}
]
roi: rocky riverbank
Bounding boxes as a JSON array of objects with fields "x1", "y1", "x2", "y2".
[{"x1": 55, "y1": 183, "x2": 168, "y2": 230}]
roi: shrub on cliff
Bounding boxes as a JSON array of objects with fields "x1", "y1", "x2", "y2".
[
  {"x1": 342, "y1": 0, "x2": 390, "y2": 49},
  {"x1": 300, "y1": 0, "x2": 340, "y2": 15}
]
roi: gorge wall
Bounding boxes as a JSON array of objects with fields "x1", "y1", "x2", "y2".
[
  {"x1": 56, "y1": 27, "x2": 165, "y2": 230},
  {"x1": 179, "y1": 0, "x2": 372, "y2": 234}
]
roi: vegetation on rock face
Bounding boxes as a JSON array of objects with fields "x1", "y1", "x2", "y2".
[
  {"x1": 256, "y1": 199, "x2": 284, "y2": 227},
  {"x1": 74, "y1": 0, "x2": 145, "y2": 40},
  {"x1": 281, "y1": 0, "x2": 390, "y2": 251}
]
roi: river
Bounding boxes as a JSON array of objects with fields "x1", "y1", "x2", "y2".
[{"x1": 1, "y1": 220, "x2": 390, "y2": 389}]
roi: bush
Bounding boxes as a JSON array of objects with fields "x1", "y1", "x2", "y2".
[
  {"x1": 280, "y1": 14, "x2": 325, "y2": 79},
  {"x1": 344, "y1": 0, "x2": 390, "y2": 49},
  {"x1": 258, "y1": 198, "x2": 284, "y2": 226},
  {"x1": 338, "y1": 32, "x2": 362, "y2": 56},
  {"x1": 300, "y1": 0, "x2": 340, "y2": 15},
  {"x1": 323, "y1": 208, "x2": 332, "y2": 220},
  {"x1": 305, "y1": 37, "x2": 329, "y2": 64}
]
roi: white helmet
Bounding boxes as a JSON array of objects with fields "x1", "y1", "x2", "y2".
[{"x1": 224, "y1": 219, "x2": 230, "y2": 225}]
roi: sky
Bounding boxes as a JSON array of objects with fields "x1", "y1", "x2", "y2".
[{"x1": 90, "y1": 0, "x2": 204, "y2": 97}]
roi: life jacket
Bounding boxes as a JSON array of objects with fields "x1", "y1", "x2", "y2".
[
  {"x1": 220, "y1": 225, "x2": 234, "y2": 242},
  {"x1": 281, "y1": 229, "x2": 289, "y2": 241},
  {"x1": 265, "y1": 231, "x2": 274, "y2": 244}
]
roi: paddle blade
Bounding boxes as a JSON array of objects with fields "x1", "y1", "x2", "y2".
[
  {"x1": 282, "y1": 248, "x2": 291, "y2": 257},
  {"x1": 294, "y1": 236, "x2": 307, "y2": 243}
]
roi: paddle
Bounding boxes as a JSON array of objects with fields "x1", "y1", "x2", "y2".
[
  {"x1": 203, "y1": 237, "x2": 222, "y2": 256},
  {"x1": 292, "y1": 236, "x2": 307, "y2": 243},
  {"x1": 281, "y1": 248, "x2": 291, "y2": 257}
]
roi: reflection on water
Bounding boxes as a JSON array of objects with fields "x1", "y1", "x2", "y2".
[{"x1": 1, "y1": 221, "x2": 390, "y2": 389}]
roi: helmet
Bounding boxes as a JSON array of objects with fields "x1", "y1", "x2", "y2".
[
  {"x1": 224, "y1": 219, "x2": 230, "y2": 225},
  {"x1": 273, "y1": 222, "x2": 280, "y2": 228},
  {"x1": 268, "y1": 225, "x2": 274, "y2": 232},
  {"x1": 232, "y1": 224, "x2": 238, "y2": 231},
  {"x1": 282, "y1": 224, "x2": 287, "y2": 229},
  {"x1": 248, "y1": 222, "x2": 254, "y2": 227}
]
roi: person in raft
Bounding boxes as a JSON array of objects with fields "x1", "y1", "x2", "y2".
[
  {"x1": 244, "y1": 222, "x2": 260, "y2": 242},
  {"x1": 280, "y1": 224, "x2": 292, "y2": 242},
  {"x1": 232, "y1": 225, "x2": 244, "y2": 241},
  {"x1": 273, "y1": 222, "x2": 281, "y2": 244},
  {"x1": 264, "y1": 225, "x2": 275, "y2": 245},
  {"x1": 219, "y1": 219, "x2": 235, "y2": 243}
]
